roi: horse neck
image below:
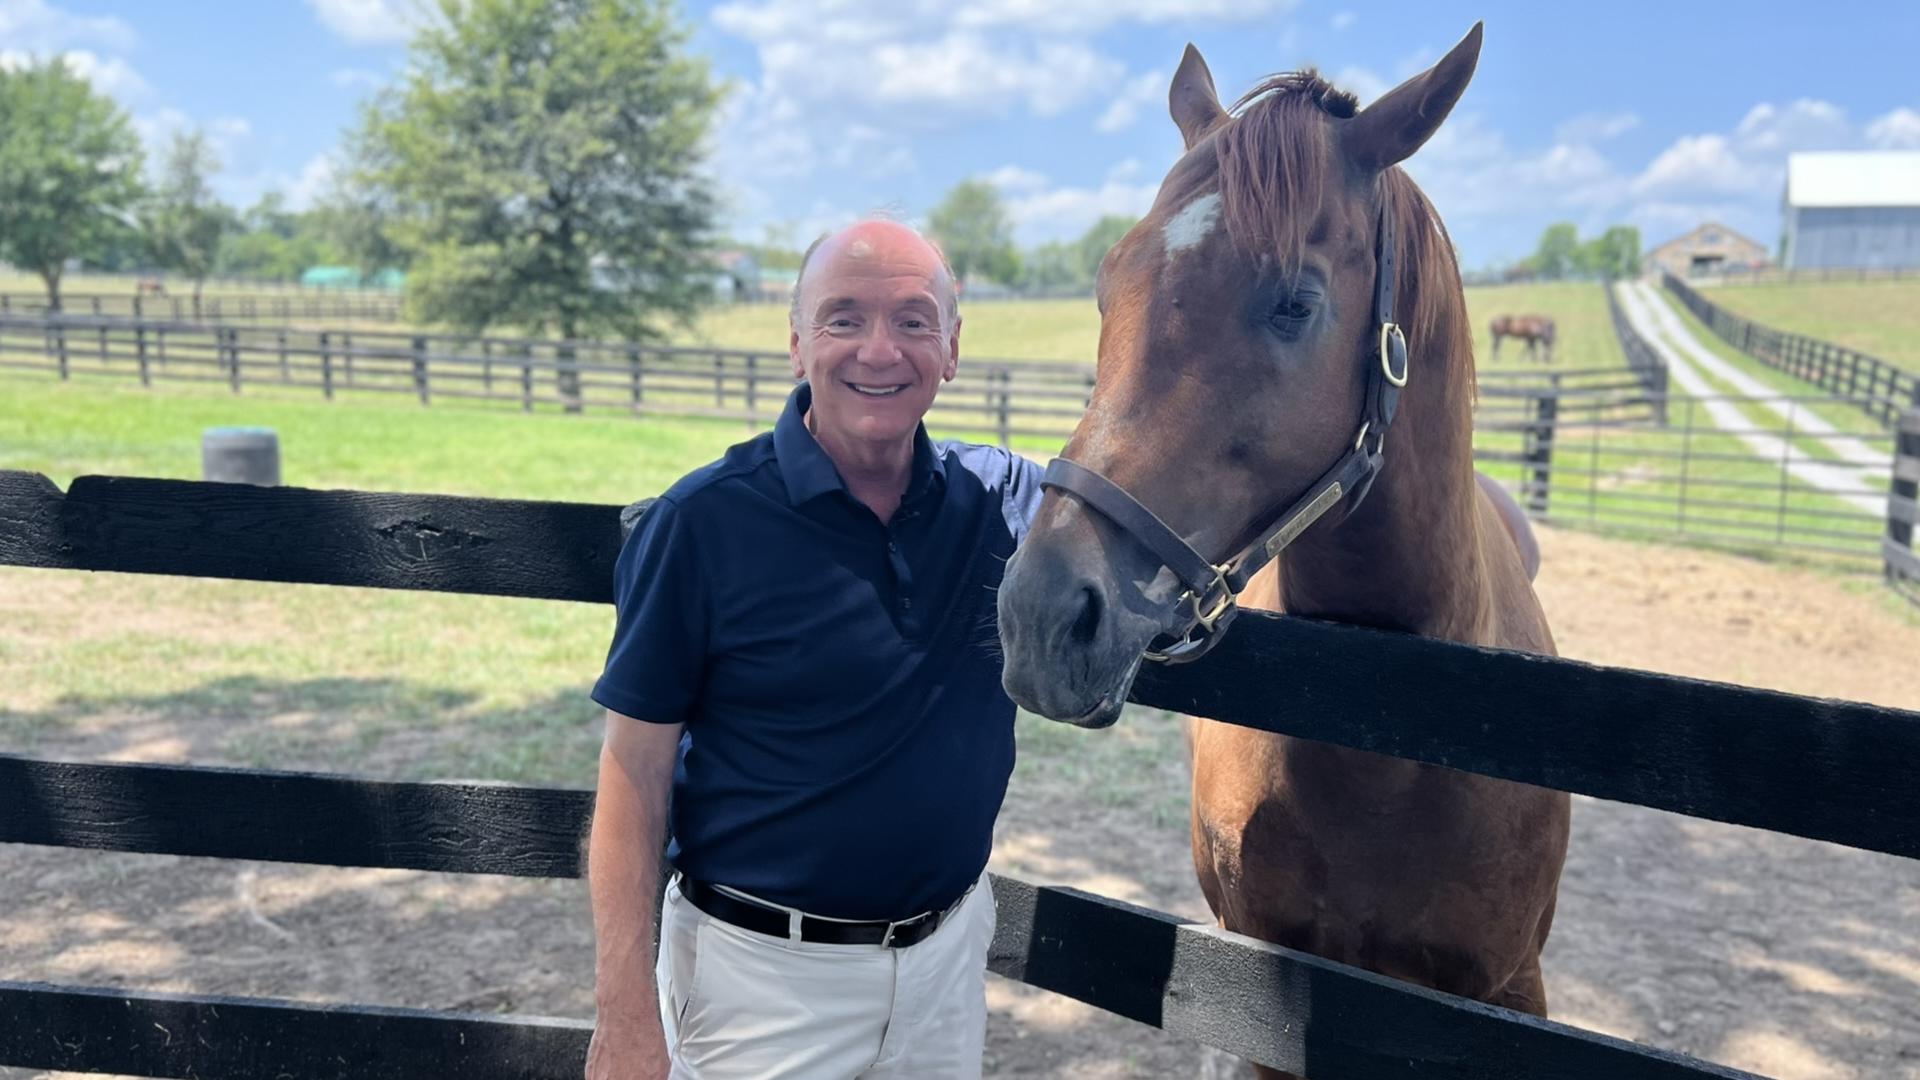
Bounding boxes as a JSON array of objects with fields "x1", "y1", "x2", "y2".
[{"x1": 1280, "y1": 340, "x2": 1488, "y2": 640}]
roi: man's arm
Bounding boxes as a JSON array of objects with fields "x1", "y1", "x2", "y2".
[{"x1": 584, "y1": 709, "x2": 683, "y2": 1080}]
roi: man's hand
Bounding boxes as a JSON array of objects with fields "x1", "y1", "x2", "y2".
[{"x1": 584, "y1": 1015, "x2": 670, "y2": 1080}]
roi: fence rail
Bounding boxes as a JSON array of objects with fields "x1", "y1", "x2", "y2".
[
  {"x1": 0, "y1": 291, "x2": 405, "y2": 325},
  {"x1": 9, "y1": 469, "x2": 1920, "y2": 1076},
  {"x1": 1662, "y1": 274, "x2": 1920, "y2": 427},
  {"x1": 1687, "y1": 265, "x2": 1920, "y2": 287}
]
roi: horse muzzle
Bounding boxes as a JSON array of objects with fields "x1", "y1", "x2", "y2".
[{"x1": 996, "y1": 539, "x2": 1164, "y2": 728}]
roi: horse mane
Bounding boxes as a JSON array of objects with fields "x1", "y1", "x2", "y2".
[{"x1": 1214, "y1": 71, "x2": 1475, "y2": 400}]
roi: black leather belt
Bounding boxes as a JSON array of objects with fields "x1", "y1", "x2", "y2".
[{"x1": 677, "y1": 877, "x2": 963, "y2": 949}]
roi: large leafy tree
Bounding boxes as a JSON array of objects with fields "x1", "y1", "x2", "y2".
[
  {"x1": 0, "y1": 57, "x2": 144, "y2": 310},
  {"x1": 350, "y1": 0, "x2": 721, "y2": 405},
  {"x1": 928, "y1": 179, "x2": 1021, "y2": 286},
  {"x1": 1074, "y1": 214, "x2": 1137, "y2": 282},
  {"x1": 141, "y1": 129, "x2": 236, "y2": 306},
  {"x1": 1531, "y1": 222, "x2": 1581, "y2": 280}
]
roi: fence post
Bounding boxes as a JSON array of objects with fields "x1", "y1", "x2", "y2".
[
  {"x1": 320, "y1": 330, "x2": 335, "y2": 400},
  {"x1": 714, "y1": 353, "x2": 726, "y2": 408},
  {"x1": 132, "y1": 294, "x2": 142, "y2": 319},
  {"x1": 628, "y1": 346, "x2": 642, "y2": 408},
  {"x1": 1522, "y1": 383, "x2": 1558, "y2": 515},
  {"x1": 996, "y1": 367, "x2": 1013, "y2": 448},
  {"x1": 521, "y1": 345, "x2": 535, "y2": 412},
  {"x1": 92, "y1": 297, "x2": 107, "y2": 363},
  {"x1": 1888, "y1": 410, "x2": 1918, "y2": 584},
  {"x1": 342, "y1": 332, "x2": 354, "y2": 386},
  {"x1": 483, "y1": 340, "x2": 494, "y2": 396},
  {"x1": 226, "y1": 327, "x2": 242, "y2": 393},
  {"x1": 412, "y1": 335, "x2": 430, "y2": 405},
  {"x1": 278, "y1": 329, "x2": 290, "y2": 381},
  {"x1": 744, "y1": 353, "x2": 757, "y2": 424},
  {"x1": 136, "y1": 323, "x2": 150, "y2": 387},
  {"x1": 54, "y1": 316, "x2": 69, "y2": 380}
]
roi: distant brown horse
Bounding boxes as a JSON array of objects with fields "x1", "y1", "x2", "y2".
[
  {"x1": 1490, "y1": 313, "x2": 1556, "y2": 362},
  {"x1": 996, "y1": 24, "x2": 1569, "y2": 1080}
]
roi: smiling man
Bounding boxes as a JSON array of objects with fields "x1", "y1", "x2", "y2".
[{"x1": 584, "y1": 220, "x2": 1045, "y2": 1080}]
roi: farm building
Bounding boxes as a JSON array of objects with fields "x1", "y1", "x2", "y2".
[
  {"x1": 1644, "y1": 223, "x2": 1770, "y2": 279},
  {"x1": 1782, "y1": 151, "x2": 1920, "y2": 270}
]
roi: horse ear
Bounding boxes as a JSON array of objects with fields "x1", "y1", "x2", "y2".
[
  {"x1": 1169, "y1": 44, "x2": 1226, "y2": 150},
  {"x1": 1341, "y1": 22, "x2": 1482, "y2": 173}
]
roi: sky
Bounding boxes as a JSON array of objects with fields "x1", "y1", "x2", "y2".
[{"x1": 5, "y1": 0, "x2": 1919, "y2": 270}]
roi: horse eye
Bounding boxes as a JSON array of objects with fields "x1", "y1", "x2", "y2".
[{"x1": 1268, "y1": 294, "x2": 1316, "y2": 336}]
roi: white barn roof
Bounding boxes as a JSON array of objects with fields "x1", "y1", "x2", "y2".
[{"x1": 1786, "y1": 152, "x2": 1920, "y2": 208}]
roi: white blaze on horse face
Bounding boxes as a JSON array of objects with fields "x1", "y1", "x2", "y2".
[{"x1": 1162, "y1": 192, "x2": 1222, "y2": 265}]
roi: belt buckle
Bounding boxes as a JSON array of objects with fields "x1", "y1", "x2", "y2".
[{"x1": 879, "y1": 908, "x2": 935, "y2": 948}]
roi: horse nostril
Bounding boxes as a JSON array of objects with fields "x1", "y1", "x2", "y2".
[{"x1": 1068, "y1": 584, "x2": 1103, "y2": 646}]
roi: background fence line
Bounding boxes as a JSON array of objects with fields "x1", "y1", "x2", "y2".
[
  {"x1": 0, "y1": 291, "x2": 405, "y2": 325},
  {"x1": 1662, "y1": 274, "x2": 1920, "y2": 427}
]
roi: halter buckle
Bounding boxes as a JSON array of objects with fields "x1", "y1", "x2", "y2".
[
  {"x1": 1142, "y1": 565, "x2": 1238, "y2": 664},
  {"x1": 1379, "y1": 322, "x2": 1409, "y2": 387}
]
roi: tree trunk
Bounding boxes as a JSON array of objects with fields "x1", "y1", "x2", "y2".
[
  {"x1": 193, "y1": 280, "x2": 204, "y2": 321},
  {"x1": 40, "y1": 268, "x2": 62, "y2": 313}
]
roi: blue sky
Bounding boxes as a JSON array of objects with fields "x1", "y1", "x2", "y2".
[{"x1": 6, "y1": 0, "x2": 1919, "y2": 269}]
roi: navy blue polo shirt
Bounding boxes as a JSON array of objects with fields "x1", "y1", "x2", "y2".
[{"x1": 591, "y1": 382, "x2": 1045, "y2": 921}]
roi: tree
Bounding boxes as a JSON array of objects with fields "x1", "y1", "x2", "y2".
[
  {"x1": 219, "y1": 193, "x2": 342, "y2": 281},
  {"x1": 1591, "y1": 225, "x2": 1641, "y2": 279},
  {"x1": 348, "y1": 0, "x2": 722, "y2": 407},
  {"x1": 1018, "y1": 241, "x2": 1080, "y2": 291},
  {"x1": 928, "y1": 179, "x2": 1020, "y2": 286},
  {"x1": 1074, "y1": 215, "x2": 1138, "y2": 281},
  {"x1": 0, "y1": 57, "x2": 144, "y2": 310},
  {"x1": 141, "y1": 130, "x2": 236, "y2": 307},
  {"x1": 1531, "y1": 222, "x2": 1581, "y2": 281}
]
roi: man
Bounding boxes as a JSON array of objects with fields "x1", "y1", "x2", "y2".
[{"x1": 585, "y1": 219, "x2": 1045, "y2": 1079}]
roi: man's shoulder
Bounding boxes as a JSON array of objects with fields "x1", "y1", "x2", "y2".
[
  {"x1": 621, "y1": 431, "x2": 778, "y2": 540},
  {"x1": 932, "y1": 438, "x2": 1045, "y2": 489}
]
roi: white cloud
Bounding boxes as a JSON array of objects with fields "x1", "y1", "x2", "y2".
[
  {"x1": 329, "y1": 67, "x2": 386, "y2": 90},
  {"x1": 0, "y1": 0, "x2": 135, "y2": 52},
  {"x1": 1865, "y1": 107, "x2": 1920, "y2": 150},
  {"x1": 287, "y1": 153, "x2": 338, "y2": 210},
  {"x1": 983, "y1": 164, "x2": 1049, "y2": 193},
  {"x1": 306, "y1": 0, "x2": 415, "y2": 45},
  {"x1": 0, "y1": 47, "x2": 146, "y2": 97},
  {"x1": 1555, "y1": 111, "x2": 1640, "y2": 144},
  {"x1": 1329, "y1": 65, "x2": 1388, "y2": 106},
  {"x1": 1095, "y1": 70, "x2": 1165, "y2": 134},
  {"x1": 1330, "y1": 10, "x2": 1356, "y2": 30},
  {"x1": 1631, "y1": 134, "x2": 1756, "y2": 196},
  {"x1": 1733, "y1": 99, "x2": 1850, "y2": 154},
  {"x1": 999, "y1": 159, "x2": 1162, "y2": 245},
  {"x1": 954, "y1": 0, "x2": 1297, "y2": 34}
]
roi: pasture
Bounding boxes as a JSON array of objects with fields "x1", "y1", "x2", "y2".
[
  {"x1": 4, "y1": 369, "x2": 1920, "y2": 1077},
  {"x1": 1702, "y1": 278, "x2": 1920, "y2": 376}
]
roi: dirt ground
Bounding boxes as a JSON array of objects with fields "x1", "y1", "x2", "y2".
[{"x1": 4, "y1": 524, "x2": 1920, "y2": 1079}]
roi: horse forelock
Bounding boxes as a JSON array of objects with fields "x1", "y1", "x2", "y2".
[{"x1": 1210, "y1": 73, "x2": 1474, "y2": 401}]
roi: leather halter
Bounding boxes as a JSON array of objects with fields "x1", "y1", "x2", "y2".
[{"x1": 1040, "y1": 193, "x2": 1409, "y2": 665}]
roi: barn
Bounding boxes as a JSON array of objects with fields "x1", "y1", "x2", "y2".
[
  {"x1": 1782, "y1": 151, "x2": 1920, "y2": 270},
  {"x1": 1644, "y1": 222, "x2": 1770, "y2": 279}
]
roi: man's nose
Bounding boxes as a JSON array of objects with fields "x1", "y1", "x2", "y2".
[{"x1": 855, "y1": 324, "x2": 904, "y2": 364}]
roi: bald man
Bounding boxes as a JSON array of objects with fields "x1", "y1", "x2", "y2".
[{"x1": 585, "y1": 221, "x2": 1046, "y2": 1080}]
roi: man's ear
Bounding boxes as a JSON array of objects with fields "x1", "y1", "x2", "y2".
[
  {"x1": 944, "y1": 315, "x2": 961, "y2": 381},
  {"x1": 1169, "y1": 44, "x2": 1227, "y2": 150},
  {"x1": 789, "y1": 322, "x2": 804, "y2": 380},
  {"x1": 1340, "y1": 22, "x2": 1482, "y2": 173}
]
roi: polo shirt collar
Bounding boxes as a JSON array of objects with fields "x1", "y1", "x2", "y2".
[{"x1": 775, "y1": 382, "x2": 947, "y2": 507}]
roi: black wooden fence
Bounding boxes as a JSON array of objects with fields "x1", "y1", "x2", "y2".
[
  {"x1": 0, "y1": 310, "x2": 1621, "y2": 450},
  {"x1": 0, "y1": 291, "x2": 405, "y2": 325},
  {"x1": 1663, "y1": 274, "x2": 1920, "y2": 427},
  {"x1": 1889, "y1": 409, "x2": 1920, "y2": 599},
  {"x1": 6, "y1": 469, "x2": 1920, "y2": 1078},
  {"x1": 1606, "y1": 276, "x2": 1671, "y2": 425}
]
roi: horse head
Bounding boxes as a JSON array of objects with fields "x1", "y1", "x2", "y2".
[{"x1": 997, "y1": 25, "x2": 1484, "y2": 728}]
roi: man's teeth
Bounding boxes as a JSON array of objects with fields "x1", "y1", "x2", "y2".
[{"x1": 849, "y1": 383, "x2": 905, "y2": 397}]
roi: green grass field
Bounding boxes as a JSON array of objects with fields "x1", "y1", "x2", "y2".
[{"x1": 1697, "y1": 278, "x2": 1920, "y2": 375}]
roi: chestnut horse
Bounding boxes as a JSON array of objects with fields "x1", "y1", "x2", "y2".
[
  {"x1": 996, "y1": 25, "x2": 1569, "y2": 1079},
  {"x1": 1491, "y1": 314, "x2": 1557, "y2": 363}
]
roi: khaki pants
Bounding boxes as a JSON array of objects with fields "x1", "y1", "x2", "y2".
[{"x1": 656, "y1": 875, "x2": 995, "y2": 1079}]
